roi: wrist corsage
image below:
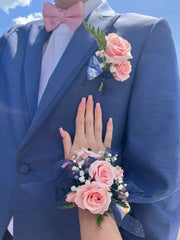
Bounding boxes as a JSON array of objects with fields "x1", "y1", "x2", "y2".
[{"x1": 57, "y1": 148, "x2": 130, "y2": 228}]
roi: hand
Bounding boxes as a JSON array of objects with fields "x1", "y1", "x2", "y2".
[{"x1": 59, "y1": 95, "x2": 113, "y2": 159}]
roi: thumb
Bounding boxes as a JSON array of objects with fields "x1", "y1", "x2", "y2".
[{"x1": 59, "y1": 127, "x2": 72, "y2": 159}]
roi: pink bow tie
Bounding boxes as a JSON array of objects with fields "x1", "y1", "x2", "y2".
[{"x1": 43, "y1": 2, "x2": 84, "y2": 32}]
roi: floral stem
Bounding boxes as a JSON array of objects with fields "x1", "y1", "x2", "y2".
[{"x1": 98, "y1": 81, "x2": 104, "y2": 92}]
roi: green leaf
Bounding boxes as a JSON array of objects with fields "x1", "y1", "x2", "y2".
[
  {"x1": 103, "y1": 32, "x2": 106, "y2": 49},
  {"x1": 92, "y1": 26, "x2": 95, "y2": 36},
  {"x1": 83, "y1": 21, "x2": 88, "y2": 29},
  {"x1": 97, "y1": 27, "x2": 100, "y2": 38},
  {"x1": 83, "y1": 21, "x2": 106, "y2": 52},
  {"x1": 96, "y1": 213, "x2": 108, "y2": 228},
  {"x1": 58, "y1": 203, "x2": 77, "y2": 210},
  {"x1": 112, "y1": 198, "x2": 129, "y2": 209},
  {"x1": 100, "y1": 30, "x2": 104, "y2": 40},
  {"x1": 96, "y1": 215, "x2": 104, "y2": 228},
  {"x1": 88, "y1": 148, "x2": 92, "y2": 151},
  {"x1": 104, "y1": 63, "x2": 111, "y2": 72}
]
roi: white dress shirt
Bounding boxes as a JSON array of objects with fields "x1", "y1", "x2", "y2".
[
  {"x1": 38, "y1": 0, "x2": 102, "y2": 105},
  {"x1": 7, "y1": 0, "x2": 102, "y2": 236}
]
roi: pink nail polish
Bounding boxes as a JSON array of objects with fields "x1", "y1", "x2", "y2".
[
  {"x1": 59, "y1": 127, "x2": 66, "y2": 138},
  {"x1": 96, "y1": 103, "x2": 101, "y2": 112},
  {"x1": 81, "y1": 97, "x2": 86, "y2": 107},
  {"x1": 88, "y1": 95, "x2": 93, "y2": 104},
  {"x1": 108, "y1": 118, "x2": 113, "y2": 126}
]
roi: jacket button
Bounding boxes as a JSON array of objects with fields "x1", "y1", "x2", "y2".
[{"x1": 18, "y1": 163, "x2": 31, "y2": 174}]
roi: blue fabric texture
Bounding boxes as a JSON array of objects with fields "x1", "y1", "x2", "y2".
[{"x1": 0, "y1": 1, "x2": 180, "y2": 239}]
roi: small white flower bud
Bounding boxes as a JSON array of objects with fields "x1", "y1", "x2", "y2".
[
  {"x1": 72, "y1": 166, "x2": 77, "y2": 171},
  {"x1": 110, "y1": 65, "x2": 116, "y2": 74},
  {"x1": 105, "y1": 157, "x2": 110, "y2": 162},
  {"x1": 71, "y1": 186, "x2": 76, "y2": 192},
  {"x1": 98, "y1": 151, "x2": 104, "y2": 154},
  {"x1": 74, "y1": 176, "x2": 79, "y2": 180},
  {"x1": 79, "y1": 176, "x2": 85, "y2": 183},
  {"x1": 118, "y1": 177, "x2": 123, "y2": 183},
  {"x1": 76, "y1": 187, "x2": 80, "y2": 191},
  {"x1": 78, "y1": 160, "x2": 84, "y2": 168},
  {"x1": 118, "y1": 184, "x2": 124, "y2": 190},
  {"x1": 95, "y1": 51, "x2": 100, "y2": 56},
  {"x1": 100, "y1": 63, "x2": 104, "y2": 68},
  {"x1": 99, "y1": 50, "x2": 105, "y2": 57},
  {"x1": 112, "y1": 157, "x2": 117, "y2": 162},
  {"x1": 79, "y1": 170, "x2": 84, "y2": 176},
  {"x1": 125, "y1": 192, "x2": 129, "y2": 197},
  {"x1": 85, "y1": 180, "x2": 91, "y2": 185}
]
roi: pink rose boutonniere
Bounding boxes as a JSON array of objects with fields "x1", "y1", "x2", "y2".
[{"x1": 83, "y1": 22, "x2": 133, "y2": 91}]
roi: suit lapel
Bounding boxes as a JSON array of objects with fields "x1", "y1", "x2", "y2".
[
  {"x1": 23, "y1": 23, "x2": 51, "y2": 120},
  {"x1": 20, "y1": 1, "x2": 120, "y2": 149}
]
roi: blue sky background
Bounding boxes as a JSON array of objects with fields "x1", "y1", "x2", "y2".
[{"x1": 0, "y1": 0, "x2": 179, "y2": 67}]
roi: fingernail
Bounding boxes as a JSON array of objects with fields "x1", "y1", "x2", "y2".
[
  {"x1": 88, "y1": 95, "x2": 93, "y2": 104},
  {"x1": 81, "y1": 97, "x2": 86, "y2": 107},
  {"x1": 59, "y1": 127, "x2": 66, "y2": 138},
  {"x1": 96, "y1": 103, "x2": 101, "y2": 112},
  {"x1": 108, "y1": 118, "x2": 113, "y2": 126}
]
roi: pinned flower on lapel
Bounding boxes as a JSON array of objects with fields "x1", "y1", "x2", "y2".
[{"x1": 83, "y1": 22, "x2": 133, "y2": 92}]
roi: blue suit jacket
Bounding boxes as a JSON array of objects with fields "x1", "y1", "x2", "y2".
[{"x1": 0, "y1": 1, "x2": 180, "y2": 239}]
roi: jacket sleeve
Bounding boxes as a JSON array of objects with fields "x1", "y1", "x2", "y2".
[
  {"x1": 120, "y1": 18, "x2": 180, "y2": 240},
  {"x1": 0, "y1": 25, "x2": 22, "y2": 57}
]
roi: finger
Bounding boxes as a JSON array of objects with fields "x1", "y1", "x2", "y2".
[
  {"x1": 59, "y1": 127, "x2": 72, "y2": 159},
  {"x1": 104, "y1": 118, "x2": 113, "y2": 148},
  {"x1": 94, "y1": 103, "x2": 103, "y2": 142},
  {"x1": 85, "y1": 95, "x2": 94, "y2": 139},
  {"x1": 75, "y1": 97, "x2": 86, "y2": 138}
]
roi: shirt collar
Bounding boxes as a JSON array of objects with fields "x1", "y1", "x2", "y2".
[
  {"x1": 84, "y1": 0, "x2": 103, "y2": 19},
  {"x1": 58, "y1": 0, "x2": 103, "y2": 19}
]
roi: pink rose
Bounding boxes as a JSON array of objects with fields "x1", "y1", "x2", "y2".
[
  {"x1": 89, "y1": 160, "x2": 116, "y2": 186},
  {"x1": 111, "y1": 61, "x2": 132, "y2": 82},
  {"x1": 115, "y1": 166, "x2": 124, "y2": 178},
  {"x1": 105, "y1": 33, "x2": 133, "y2": 64},
  {"x1": 74, "y1": 148, "x2": 104, "y2": 162},
  {"x1": 74, "y1": 182, "x2": 111, "y2": 215},
  {"x1": 66, "y1": 192, "x2": 76, "y2": 203}
]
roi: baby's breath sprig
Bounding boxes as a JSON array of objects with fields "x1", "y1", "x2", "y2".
[{"x1": 103, "y1": 151, "x2": 118, "y2": 164}]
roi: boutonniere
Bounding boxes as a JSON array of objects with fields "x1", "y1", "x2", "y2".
[{"x1": 83, "y1": 22, "x2": 133, "y2": 92}]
